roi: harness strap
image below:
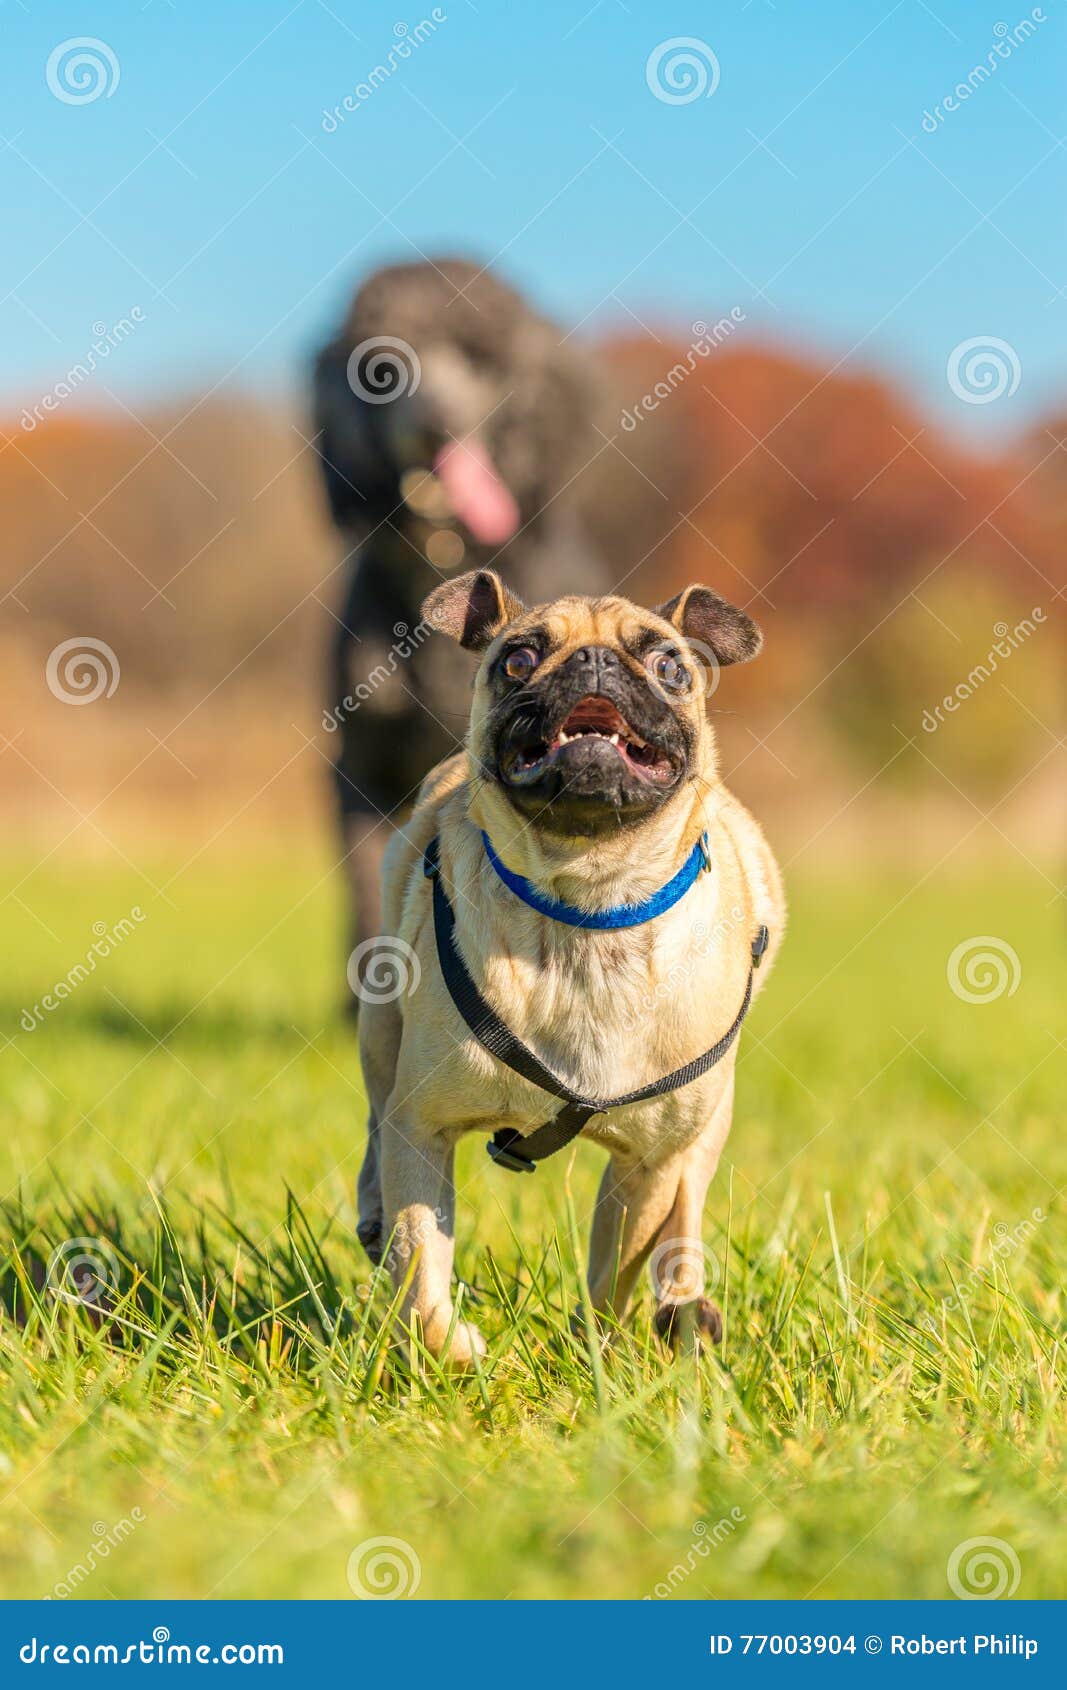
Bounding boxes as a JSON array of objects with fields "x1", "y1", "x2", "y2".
[{"x1": 424, "y1": 837, "x2": 768, "y2": 1175}]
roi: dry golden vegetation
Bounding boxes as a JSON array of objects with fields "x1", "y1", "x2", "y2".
[{"x1": 2, "y1": 337, "x2": 1061, "y2": 844}]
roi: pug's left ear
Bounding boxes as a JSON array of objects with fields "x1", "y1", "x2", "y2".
[
  {"x1": 656, "y1": 584, "x2": 762, "y2": 666},
  {"x1": 422, "y1": 569, "x2": 526, "y2": 652}
]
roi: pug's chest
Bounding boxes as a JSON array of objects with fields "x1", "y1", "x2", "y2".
[
  {"x1": 459, "y1": 915, "x2": 731, "y2": 1135},
  {"x1": 440, "y1": 983, "x2": 724, "y2": 1166},
  {"x1": 517, "y1": 946, "x2": 679, "y2": 1096}
]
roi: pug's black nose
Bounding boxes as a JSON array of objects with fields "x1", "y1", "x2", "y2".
[{"x1": 573, "y1": 646, "x2": 620, "y2": 681}]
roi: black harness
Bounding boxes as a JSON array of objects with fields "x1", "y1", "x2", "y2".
[{"x1": 423, "y1": 837, "x2": 769, "y2": 1175}]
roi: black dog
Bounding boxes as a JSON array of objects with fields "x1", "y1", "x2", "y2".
[{"x1": 312, "y1": 257, "x2": 609, "y2": 963}]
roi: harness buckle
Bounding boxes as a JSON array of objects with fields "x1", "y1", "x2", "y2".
[
  {"x1": 751, "y1": 924, "x2": 769, "y2": 967},
  {"x1": 487, "y1": 1138, "x2": 537, "y2": 1175}
]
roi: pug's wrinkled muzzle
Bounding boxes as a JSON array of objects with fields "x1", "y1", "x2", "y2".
[{"x1": 495, "y1": 645, "x2": 690, "y2": 836}]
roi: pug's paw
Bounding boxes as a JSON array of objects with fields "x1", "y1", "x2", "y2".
[
  {"x1": 654, "y1": 1297, "x2": 723, "y2": 1350},
  {"x1": 446, "y1": 1320, "x2": 487, "y2": 1371},
  {"x1": 422, "y1": 1306, "x2": 487, "y2": 1370}
]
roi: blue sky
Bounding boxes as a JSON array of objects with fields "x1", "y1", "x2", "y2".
[{"x1": 3, "y1": 0, "x2": 1064, "y2": 441}]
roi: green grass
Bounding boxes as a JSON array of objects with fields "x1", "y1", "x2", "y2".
[{"x1": 0, "y1": 845, "x2": 1061, "y2": 1600}]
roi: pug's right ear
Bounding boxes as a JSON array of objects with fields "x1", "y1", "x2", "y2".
[{"x1": 422, "y1": 570, "x2": 526, "y2": 652}]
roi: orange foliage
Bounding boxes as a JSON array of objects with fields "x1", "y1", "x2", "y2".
[{"x1": 1, "y1": 335, "x2": 1061, "y2": 830}]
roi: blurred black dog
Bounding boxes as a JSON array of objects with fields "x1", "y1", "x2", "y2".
[{"x1": 313, "y1": 257, "x2": 609, "y2": 961}]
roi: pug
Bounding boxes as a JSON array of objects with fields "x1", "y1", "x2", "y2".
[{"x1": 357, "y1": 569, "x2": 784, "y2": 1366}]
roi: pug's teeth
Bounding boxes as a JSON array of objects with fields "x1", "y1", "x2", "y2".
[{"x1": 609, "y1": 732, "x2": 620, "y2": 745}]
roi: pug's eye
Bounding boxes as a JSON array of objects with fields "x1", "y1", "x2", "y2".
[
  {"x1": 503, "y1": 646, "x2": 540, "y2": 682},
  {"x1": 647, "y1": 647, "x2": 690, "y2": 692}
]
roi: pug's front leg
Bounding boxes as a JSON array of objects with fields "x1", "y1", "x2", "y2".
[
  {"x1": 378, "y1": 1120, "x2": 485, "y2": 1369},
  {"x1": 648, "y1": 1082, "x2": 735, "y2": 1349},
  {"x1": 587, "y1": 1079, "x2": 734, "y2": 1348}
]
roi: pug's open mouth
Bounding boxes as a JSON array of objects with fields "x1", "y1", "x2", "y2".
[{"x1": 502, "y1": 695, "x2": 677, "y2": 787}]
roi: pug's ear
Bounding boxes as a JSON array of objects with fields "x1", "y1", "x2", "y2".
[
  {"x1": 656, "y1": 584, "x2": 763, "y2": 666},
  {"x1": 422, "y1": 569, "x2": 526, "y2": 652}
]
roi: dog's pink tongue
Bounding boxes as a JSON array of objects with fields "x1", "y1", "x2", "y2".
[{"x1": 434, "y1": 439, "x2": 520, "y2": 546}]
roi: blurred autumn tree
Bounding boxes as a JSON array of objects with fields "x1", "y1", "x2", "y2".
[{"x1": 577, "y1": 334, "x2": 1062, "y2": 804}]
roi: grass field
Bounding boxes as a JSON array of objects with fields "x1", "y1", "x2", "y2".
[{"x1": 0, "y1": 844, "x2": 1061, "y2": 1601}]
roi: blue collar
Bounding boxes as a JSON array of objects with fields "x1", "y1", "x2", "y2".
[{"x1": 480, "y1": 830, "x2": 711, "y2": 929}]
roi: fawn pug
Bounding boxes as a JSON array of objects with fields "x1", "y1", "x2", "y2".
[{"x1": 357, "y1": 569, "x2": 784, "y2": 1365}]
